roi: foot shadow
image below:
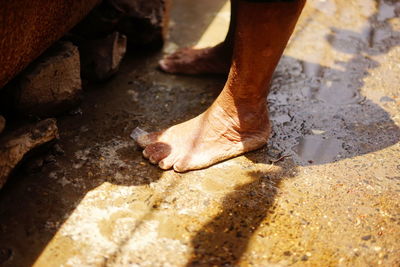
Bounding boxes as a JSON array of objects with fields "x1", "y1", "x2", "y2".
[{"x1": 186, "y1": 164, "x2": 295, "y2": 266}]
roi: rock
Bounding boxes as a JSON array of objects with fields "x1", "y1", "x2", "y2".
[
  {"x1": 73, "y1": 0, "x2": 171, "y2": 47},
  {"x1": 72, "y1": 1, "x2": 124, "y2": 39},
  {"x1": 113, "y1": 0, "x2": 171, "y2": 47},
  {"x1": 15, "y1": 42, "x2": 82, "y2": 117},
  {"x1": 0, "y1": 116, "x2": 5, "y2": 135},
  {"x1": 0, "y1": 119, "x2": 58, "y2": 189},
  {"x1": 80, "y1": 32, "x2": 127, "y2": 81},
  {"x1": 0, "y1": 0, "x2": 99, "y2": 89}
]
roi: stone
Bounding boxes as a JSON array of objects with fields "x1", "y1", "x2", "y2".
[
  {"x1": 0, "y1": 119, "x2": 58, "y2": 189},
  {"x1": 0, "y1": 0, "x2": 99, "y2": 89},
  {"x1": 113, "y1": 0, "x2": 172, "y2": 47},
  {"x1": 71, "y1": 1, "x2": 124, "y2": 39},
  {"x1": 73, "y1": 0, "x2": 171, "y2": 47},
  {"x1": 80, "y1": 32, "x2": 127, "y2": 81},
  {"x1": 0, "y1": 116, "x2": 5, "y2": 135},
  {"x1": 15, "y1": 42, "x2": 82, "y2": 117}
]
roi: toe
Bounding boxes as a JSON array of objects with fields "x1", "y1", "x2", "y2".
[
  {"x1": 173, "y1": 156, "x2": 193, "y2": 172},
  {"x1": 136, "y1": 132, "x2": 160, "y2": 148},
  {"x1": 143, "y1": 142, "x2": 171, "y2": 164},
  {"x1": 172, "y1": 163, "x2": 184, "y2": 172},
  {"x1": 158, "y1": 155, "x2": 175, "y2": 170},
  {"x1": 142, "y1": 149, "x2": 150, "y2": 159},
  {"x1": 158, "y1": 59, "x2": 169, "y2": 71}
]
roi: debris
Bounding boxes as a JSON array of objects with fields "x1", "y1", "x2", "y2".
[
  {"x1": 283, "y1": 251, "x2": 292, "y2": 256},
  {"x1": 311, "y1": 129, "x2": 325, "y2": 135},
  {"x1": 0, "y1": 119, "x2": 58, "y2": 189},
  {"x1": 270, "y1": 155, "x2": 291, "y2": 164},
  {"x1": 69, "y1": 107, "x2": 83, "y2": 116},
  {"x1": 361, "y1": 235, "x2": 372, "y2": 241},
  {"x1": 15, "y1": 42, "x2": 82, "y2": 117},
  {"x1": 80, "y1": 32, "x2": 127, "y2": 81},
  {"x1": 130, "y1": 126, "x2": 148, "y2": 141}
]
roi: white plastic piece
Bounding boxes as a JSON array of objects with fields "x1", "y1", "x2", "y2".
[{"x1": 130, "y1": 127, "x2": 148, "y2": 142}]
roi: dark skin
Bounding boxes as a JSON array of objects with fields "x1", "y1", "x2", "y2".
[{"x1": 137, "y1": 0, "x2": 307, "y2": 172}]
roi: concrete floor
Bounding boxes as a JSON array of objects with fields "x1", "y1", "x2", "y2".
[{"x1": 1, "y1": 0, "x2": 400, "y2": 266}]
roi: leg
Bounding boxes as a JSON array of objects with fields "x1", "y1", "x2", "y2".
[
  {"x1": 138, "y1": 0, "x2": 306, "y2": 172},
  {"x1": 158, "y1": 0, "x2": 238, "y2": 75}
]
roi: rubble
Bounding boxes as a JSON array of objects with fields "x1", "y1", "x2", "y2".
[
  {"x1": 0, "y1": 119, "x2": 58, "y2": 189},
  {"x1": 15, "y1": 42, "x2": 82, "y2": 117},
  {"x1": 80, "y1": 32, "x2": 127, "y2": 81}
]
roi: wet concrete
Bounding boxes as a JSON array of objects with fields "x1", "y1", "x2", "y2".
[{"x1": 1, "y1": 0, "x2": 400, "y2": 266}]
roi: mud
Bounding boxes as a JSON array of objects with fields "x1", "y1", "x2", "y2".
[{"x1": 0, "y1": 0, "x2": 399, "y2": 266}]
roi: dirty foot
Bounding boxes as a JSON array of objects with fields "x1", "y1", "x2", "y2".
[
  {"x1": 136, "y1": 100, "x2": 270, "y2": 172},
  {"x1": 159, "y1": 43, "x2": 232, "y2": 75}
]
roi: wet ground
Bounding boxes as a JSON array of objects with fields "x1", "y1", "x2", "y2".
[{"x1": 1, "y1": 0, "x2": 400, "y2": 266}]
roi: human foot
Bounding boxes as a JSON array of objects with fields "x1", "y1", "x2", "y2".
[
  {"x1": 135, "y1": 100, "x2": 270, "y2": 172},
  {"x1": 159, "y1": 43, "x2": 232, "y2": 75}
]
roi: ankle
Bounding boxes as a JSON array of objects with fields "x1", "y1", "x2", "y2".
[{"x1": 212, "y1": 95, "x2": 269, "y2": 131}]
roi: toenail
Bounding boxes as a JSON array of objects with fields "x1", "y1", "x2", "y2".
[
  {"x1": 149, "y1": 156, "x2": 158, "y2": 164},
  {"x1": 173, "y1": 164, "x2": 185, "y2": 173},
  {"x1": 159, "y1": 59, "x2": 168, "y2": 69},
  {"x1": 158, "y1": 160, "x2": 169, "y2": 170},
  {"x1": 143, "y1": 149, "x2": 149, "y2": 158}
]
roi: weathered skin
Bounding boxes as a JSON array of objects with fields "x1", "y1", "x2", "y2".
[
  {"x1": 0, "y1": 0, "x2": 99, "y2": 89},
  {"x1": 139, "y1": 0, "x2": 307, "y2": 171}
]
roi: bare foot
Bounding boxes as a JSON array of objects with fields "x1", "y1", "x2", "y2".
[
  {"x1": 136, "y1": 98, "x2": 270, "y2": 172},
  {"x1": 159, "y1": 43, "x2": 232, "y2": 75}
]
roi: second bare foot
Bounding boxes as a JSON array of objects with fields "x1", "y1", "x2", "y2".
[{"x1": 159, "y1": 43, "x2": 232, "y2": 75}]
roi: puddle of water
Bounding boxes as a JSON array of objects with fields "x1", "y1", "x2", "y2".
[
  {"x1": 316, "y1": 84, "x2": 363, "y2": 105},
  {"x1": 292, "y1": 135, "x2": 343, "y2": 165}
]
